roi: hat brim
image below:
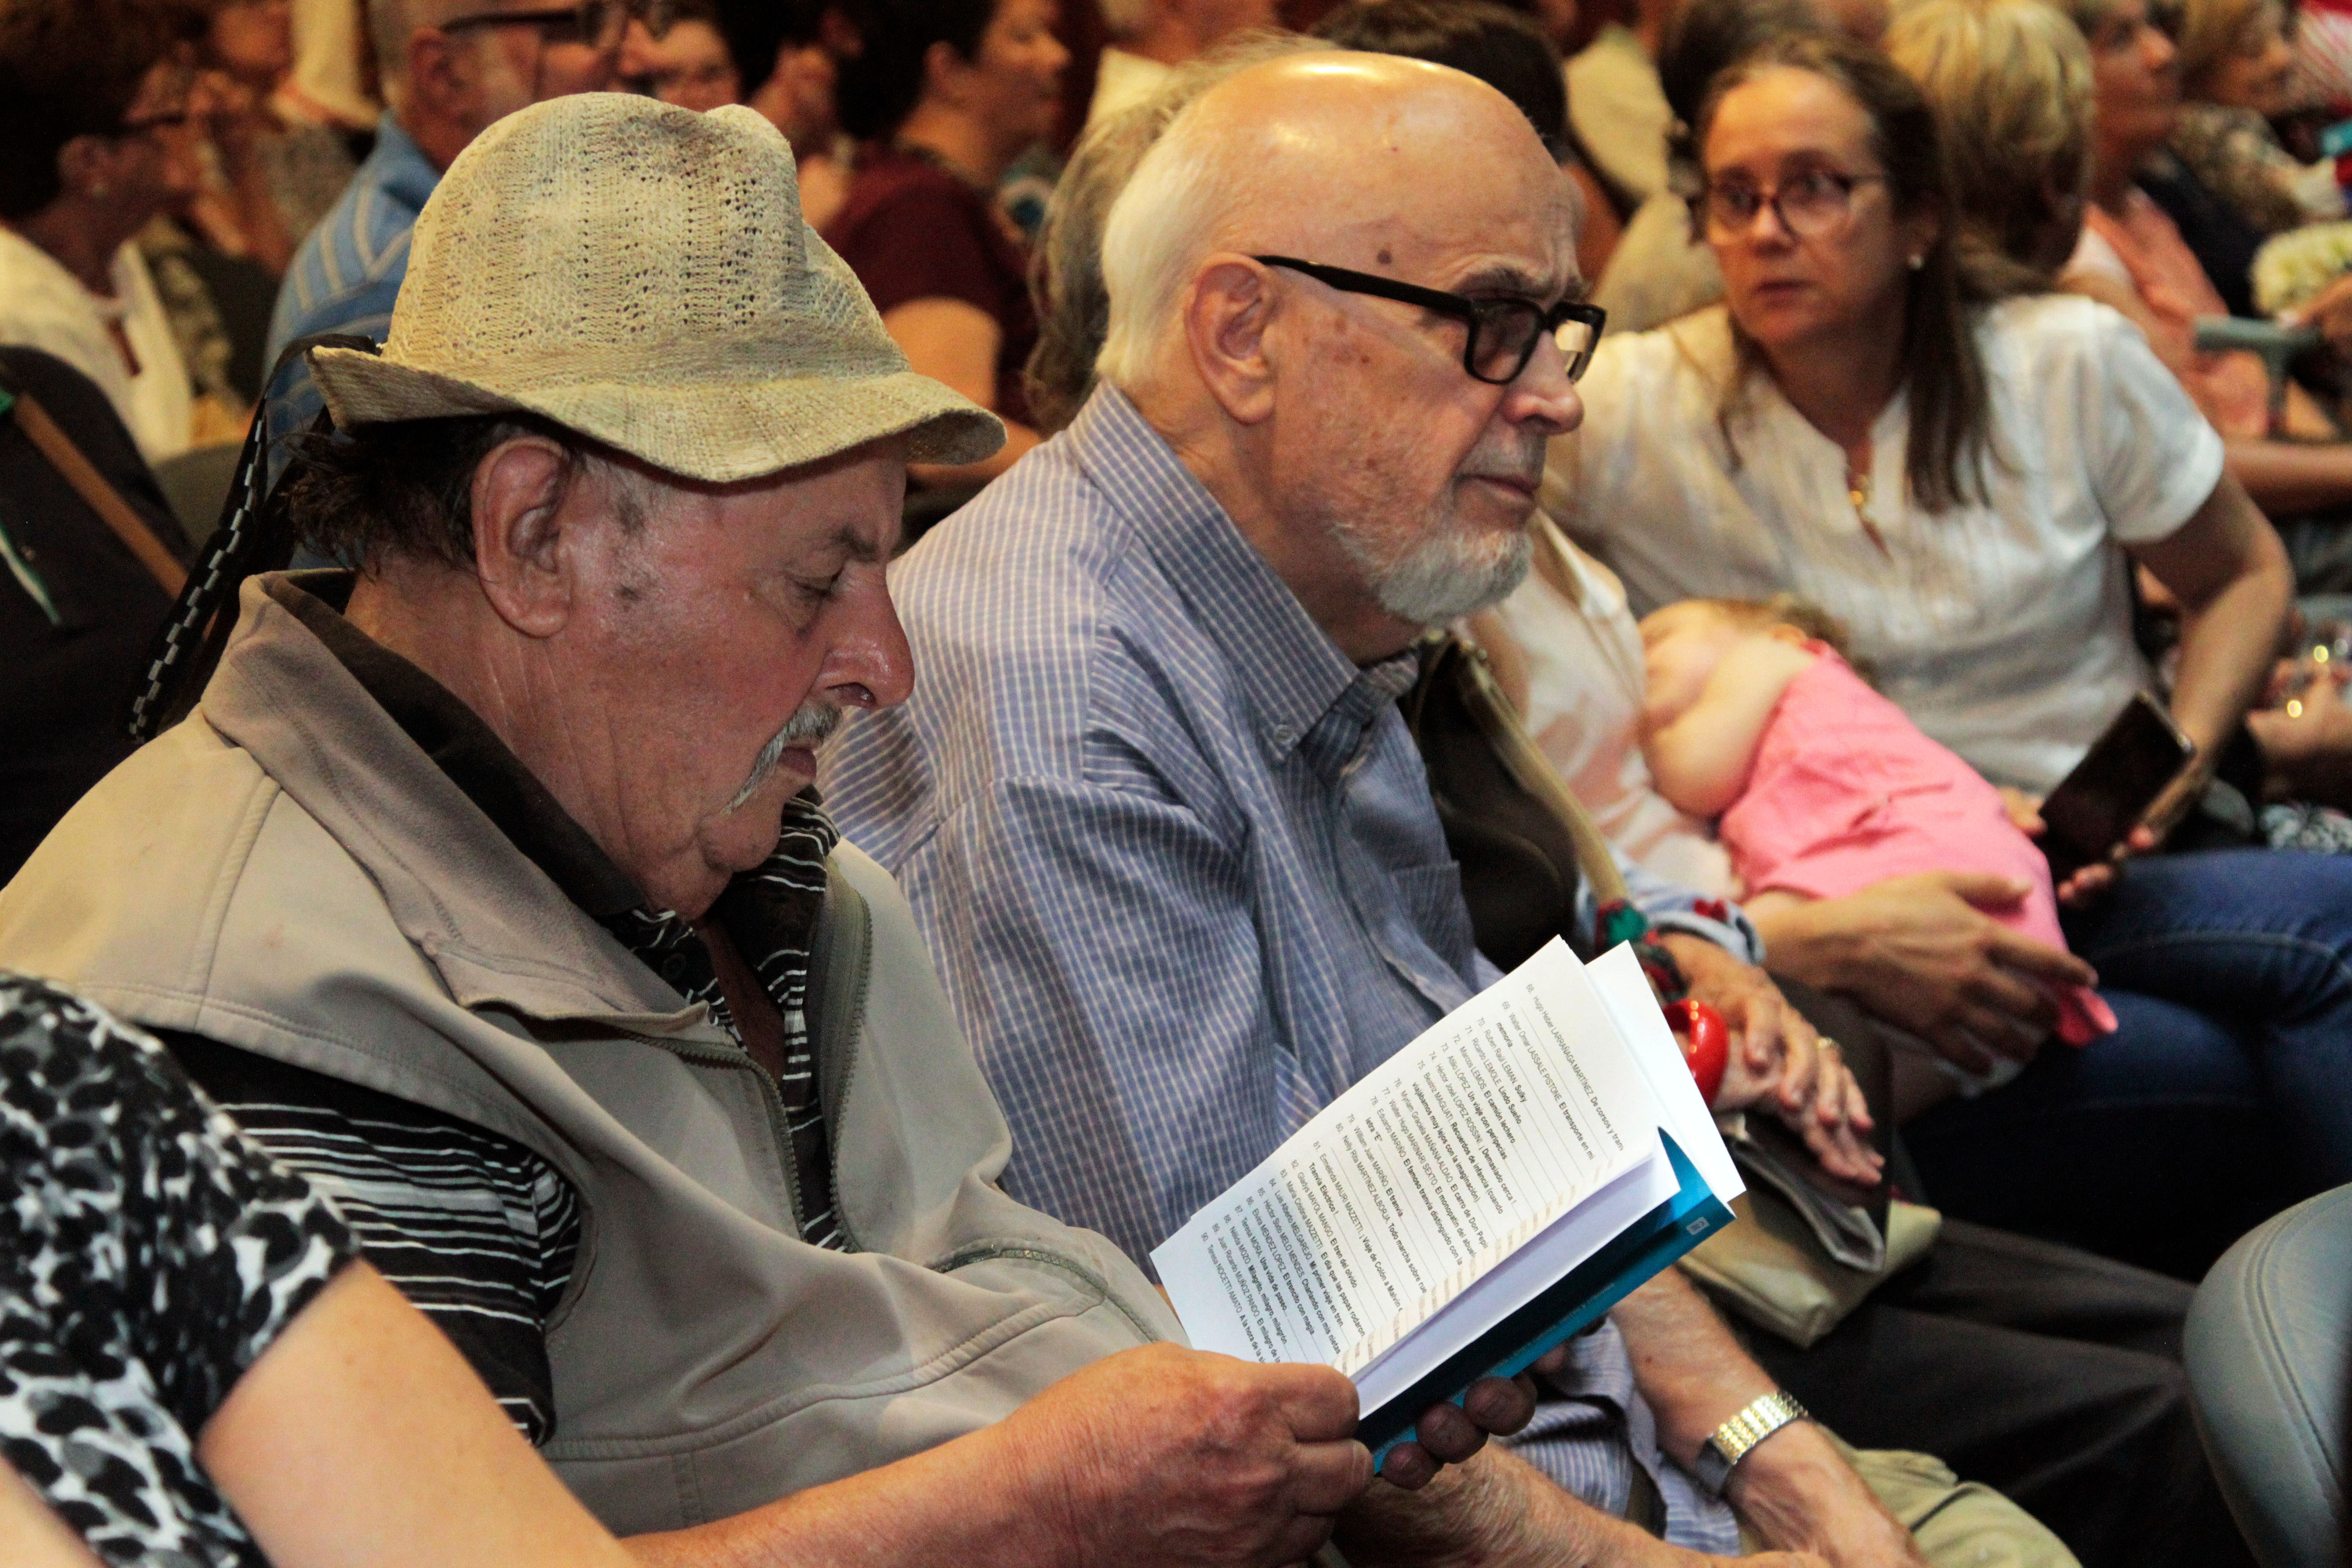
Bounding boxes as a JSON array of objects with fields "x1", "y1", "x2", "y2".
[{"x1": 308, "y1": 347, "x2": 1006, "y2": 479}]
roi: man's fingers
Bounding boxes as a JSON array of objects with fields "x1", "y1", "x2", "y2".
[
  {"x1": 1374, "y1": 1440, "x2": 1435, "y2": 1492},
  {"x1": 1259, "y1": 1363, "x2": 1362, "y2": 1441},
  {"x1": 1408, "y1": 1400, "x2": 1491, "y2": 1464},
  {"x1": 1527, "y1": 1343, "x2": 1572, "y2": 1379},
  {"x1": 1457, "y1": 1373, "x2": 1538, "y2": 1437},
  {"x1": 1290, "y1": 1437, "x2": 1374, "y2": 1512}
]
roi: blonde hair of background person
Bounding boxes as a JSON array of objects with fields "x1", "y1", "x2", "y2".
[
  {"x1": 2171, "y1": 0, "x2": 2291, "y2": 103},
  {"x1": 1883, "y1": 0, "x2": 2094, "y2": 278},
  {"x1": 1026, "y1": 29, "x2": 1331, "y2": 431}
]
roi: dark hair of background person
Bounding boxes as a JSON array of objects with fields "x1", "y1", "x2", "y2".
[
  {"x1": 833, "y1": 0, "x2": 1000, "y2": 142},
  {"x1": 0, "y1": 0, "x2": 204, "y2": 222},
  {"x1": 1312, "y1": 0, "x2": 1568, "y2": 148},
  {"x1": 714, "y1": 0, "x2": 828, "y2": 98},
  {"x1": 284, "y1": 414, "x2": 636, "y2": 572},
  {"x1": 1658, "y1": 0, "x2": 1830, "y2": 150},
  {"x1": 1695, "y1": 31, "x2": 2006, "y2": 513}
]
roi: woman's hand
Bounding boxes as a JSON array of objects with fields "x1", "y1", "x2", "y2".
[
  {"x1": 1655, "y1": 934, "x2": 1881, "y2": 1185},
  {"x1": 1993, "y1": 786, "x2": 2150, "y2": 907},
  {"x1": 1744, "y1": 874, "x2": 2092, "y2": 1074},
  {"x1": 2284, "y1": 273, "x2": 2352, "y2": 362}
]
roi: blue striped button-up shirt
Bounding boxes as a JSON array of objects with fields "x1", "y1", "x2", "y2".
[
  {"x1": 262, "y1": 114, "x2": 439, "y2": 457},
  {"x1": 821, "y1": 383, "x2": 1740, "y2": 1549}
]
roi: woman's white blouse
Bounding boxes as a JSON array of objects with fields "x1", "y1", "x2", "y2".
[{"x1": 1551, "y1": 294, "x2": 2225, "y2": 794}]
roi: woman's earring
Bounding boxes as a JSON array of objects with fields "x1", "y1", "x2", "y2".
[{"x1": 1907, "y1": 253, "x2": 1925, "y2": 270}]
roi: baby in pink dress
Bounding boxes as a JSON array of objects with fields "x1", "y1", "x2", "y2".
[{"x1": 1637, "y1": 596, "x2": 2116, "y2": 1060}]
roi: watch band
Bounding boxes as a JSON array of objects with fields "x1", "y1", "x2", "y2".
[{"x1": 1692, "y1": 1391, "x2": 1809, "y2": 1492}]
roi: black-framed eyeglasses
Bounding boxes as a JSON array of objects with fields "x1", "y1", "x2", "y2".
[
  {"x1": 440, "y1": 0, "x2": 671, "y2": 49},
  {"x1": 1691, "y1": 170, "x2": 1888, "y2": 240},
  {"x1": 1253, "y1": 255, "x2": 1605, "y2": 385}
]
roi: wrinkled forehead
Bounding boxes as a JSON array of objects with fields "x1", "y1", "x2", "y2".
[
  {"x1": 1702, "y1": 66, "x2": 1879, "y2": 176},
  {"x1": 1220, "y1": 65, "x2": 1581, "y2": 294}
]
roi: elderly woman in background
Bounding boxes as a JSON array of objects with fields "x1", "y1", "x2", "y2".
[
  {"x1": 0, "y1": 0, "x2": 211, "y2": 464},
  {"x1": 2167, "y1": 0, "x2": 2344, "y2": 233},
  {"x1": 823, "y1": 0, "x2": 1066, "y2": 500},
  {"x1": 2060, "y1": 0, "x2": 2352, "y2": 589},
  {"x1": 1537, "y1": 30, "x2": 2352, "y2": 1284}
]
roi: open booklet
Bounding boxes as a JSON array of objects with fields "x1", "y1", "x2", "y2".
[{"x1": 1152, "y1": 938, "x2": 1744, "y2": 1458}]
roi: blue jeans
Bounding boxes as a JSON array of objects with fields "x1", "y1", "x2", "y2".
[{"x1": 1906, "y1": 848, "x2": 2352, "y2": 1276}]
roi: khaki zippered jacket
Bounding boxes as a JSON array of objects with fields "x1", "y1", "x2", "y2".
[{"x1": 0, "y1": 576, "x2": 1181, "y2": 1534}]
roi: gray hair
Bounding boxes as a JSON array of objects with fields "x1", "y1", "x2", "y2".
[
  {"x1": 1092, "y1": 35, "x2": 1344, "y2": 394},
  {"x1": 1028, "y1": 30, "x2": 1331, "y2": 426}
]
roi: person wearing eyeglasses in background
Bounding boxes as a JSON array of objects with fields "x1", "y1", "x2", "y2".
[
  {"x1": 0, "y1": 0, "x2": 214, "y2": 464},
  {"x1": 620, "y1": 0, "x2": 741, "y2": 110},
  {"x1": 257, "y1": 0, "x2": 652, "y2": 461},
  {"x1": 1533, "y1": 32, "x2": 2352, "y2": 1334}
]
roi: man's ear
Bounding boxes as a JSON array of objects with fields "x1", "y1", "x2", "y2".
[
  {"x1": 921, "y1": 38, "x2": 966, "y2": 107},
  {"x1": 1183, "y1": 256, "x2": 1278, "y2": 426},
  {"x1": 470, "y1": 437, "x2": 579, "y2": 637}
]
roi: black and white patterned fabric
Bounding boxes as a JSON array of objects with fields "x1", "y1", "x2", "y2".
[
  {"x1": 0, "y1": 972, "x2": 357, "y2": 1567},
  {"x1": 166, "y1": 1035, "x2": 580, "y2": 1445}
]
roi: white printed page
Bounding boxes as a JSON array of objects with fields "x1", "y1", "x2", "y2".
[{"x1": 1154, "y1": 939, "x2": 1664, "y2": 1377}]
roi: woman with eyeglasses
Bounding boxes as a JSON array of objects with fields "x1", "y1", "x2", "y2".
[
  {"x1": 0, "y1": 0, "x2": 211, "y2": 463},
  {"x1": 1519, "y1": 32, "x2": 2352, "y2": 1275}
]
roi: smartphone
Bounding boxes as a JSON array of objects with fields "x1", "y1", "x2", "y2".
[{"x1": 2038, "y1": 692, "x2": 2196, "y2": 879}]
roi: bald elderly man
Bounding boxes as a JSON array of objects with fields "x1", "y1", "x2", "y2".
[
  {"x1": 824, "y1": 54, "x2": 2073, "y2": 1567},
  {"x1": 0, "y1": 94, "x2": 1611, "y2": 1568}
]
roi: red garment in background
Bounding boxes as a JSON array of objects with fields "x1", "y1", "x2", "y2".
[{"x1": 823, "y1": 143, "x2": 1038, "y2": 429}]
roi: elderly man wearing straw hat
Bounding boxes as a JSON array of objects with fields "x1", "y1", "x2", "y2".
[{"x1": 0, "y1": 94, "x2": 1568, "y2": 1567}]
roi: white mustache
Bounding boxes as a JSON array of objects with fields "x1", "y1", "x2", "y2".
[{"x1": 726, "y1": 702, "x2": 842, "y2": 812}]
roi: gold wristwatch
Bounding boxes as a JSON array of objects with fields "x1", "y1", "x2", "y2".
[{"x1": 1693, "y1": 1391, "x2": 1809, "y2": 1492}]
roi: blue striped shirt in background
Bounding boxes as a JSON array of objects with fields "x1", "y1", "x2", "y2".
[
  {"x1": 822, "y1": 383, "x2": 1742, "y2": 1548},
  {"x1": 261, "y1": 114, "x2": 439, "y2": 467}
]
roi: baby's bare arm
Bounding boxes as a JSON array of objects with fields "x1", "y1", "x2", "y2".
[{"x1": 1642, "y1": 640, "x2": 1816, "y2": 818}]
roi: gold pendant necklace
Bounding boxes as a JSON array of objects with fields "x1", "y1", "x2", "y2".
[{"x1": 1847, "y1": 466, "x2": 1872, "y2": 514}]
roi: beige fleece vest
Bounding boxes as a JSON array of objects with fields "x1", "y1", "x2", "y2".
[{"x1": 0, "y1": 578, "x2": 1179, "y2": 1534}]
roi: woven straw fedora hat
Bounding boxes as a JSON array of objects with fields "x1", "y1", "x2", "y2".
[{"x1": 309, "y1": 94, "x2": 1003, "y2": 478}]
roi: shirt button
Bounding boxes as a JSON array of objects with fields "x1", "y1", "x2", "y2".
[{"x1": 1269, "y1": 723, "x2": 1298, "y2": 747}]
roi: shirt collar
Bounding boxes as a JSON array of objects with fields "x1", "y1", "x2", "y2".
[
  {"x1": 370, "y1": 112, "x2": 445, "y2": 216},
  {"x1": 1064, "y1": 383, "x2": 1417, "y2": 767},
  {"x1": 268, "y1": 570, "x2": 652, "y2": 921}
]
